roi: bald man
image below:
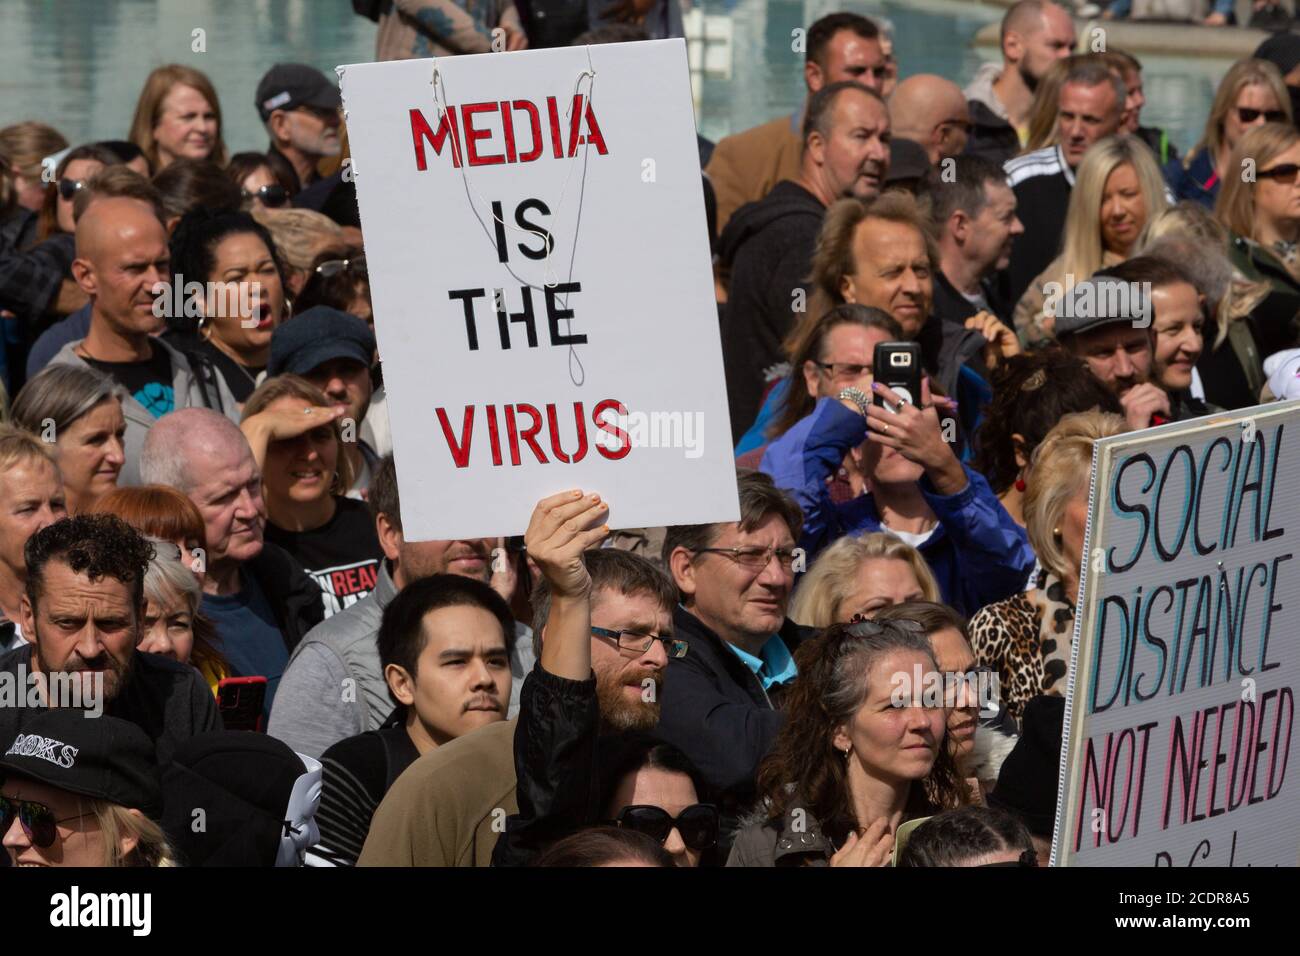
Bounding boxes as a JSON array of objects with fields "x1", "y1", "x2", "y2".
[
  {"x1": 139, "y1": 408, "x2": 324, "y2": 719},
  {"x1": 965, "y1": 0, "x2": 1076, "y2": 165},
  {"x1": 46, "y1": 198, "x2": 238, "y2": 486},
  {"x1": 889, "y1": 75, "x2": 971, "y2": 165}
]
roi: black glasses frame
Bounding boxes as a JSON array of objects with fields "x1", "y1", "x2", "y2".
[
  {"x1": 610, "y1": 803, "x2": 720, "y2": 851},
  {"x1": 590, "y1": 625, "x2": 687, "y2": 659}
]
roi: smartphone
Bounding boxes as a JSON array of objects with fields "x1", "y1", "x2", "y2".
[
  {"x1": 218, "y1": 676, "x2": 268, "y2": 732},
  {"x1": 873, "y1": 342, "x2": 923, "y2": 411}
]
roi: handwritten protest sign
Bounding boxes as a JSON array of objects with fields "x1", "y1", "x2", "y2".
[
  {"x1": 1054, "y1": 403, "x2": 1299, "y2": 866},
  {"x1": 338, "y1": 41, "x2": 738, "y2": 540}
]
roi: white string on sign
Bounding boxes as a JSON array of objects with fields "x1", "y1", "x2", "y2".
[{"x1": 428, "y1": 48, "x2": 598, "y2": 386}]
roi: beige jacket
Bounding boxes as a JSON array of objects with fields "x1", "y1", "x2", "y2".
[
  {"x1": 357, "y1": 718, "x2": 518, "y2": 866},
  {"x1": 706, "y1": 114, "x2": 803, "y2": 236}
]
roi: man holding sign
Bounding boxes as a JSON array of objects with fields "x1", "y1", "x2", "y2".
[{"x1": 340, "y1": 39, "x2": 738, "y2": 543}]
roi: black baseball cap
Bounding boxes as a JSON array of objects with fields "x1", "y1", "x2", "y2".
[
  {"x1": 268, "y1": 306, "x2": 375, "y2": 378},
  {"x1": 256, "y1": 63, "x2": 342, "y2": 122},
  {"x1": 0, "y1": 711, "x2": 162, "y2": 819}
]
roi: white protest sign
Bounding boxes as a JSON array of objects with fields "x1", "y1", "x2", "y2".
[
  {"x1": 338, "y1": 40, "x2": 738, "y2": 540},
  {"x1": 1053, "y1": 403, "x2": 1299, "y2": 866}
]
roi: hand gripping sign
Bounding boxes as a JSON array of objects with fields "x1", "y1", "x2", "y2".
[
  {"x1": 339, "y1": 41, "x2": 737, "y2": 540},
  {"x1": 1054, "y1": 402, "x2": 1300, "y2": 866}
]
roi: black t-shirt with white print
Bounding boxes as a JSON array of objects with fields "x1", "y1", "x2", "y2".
[{"x1": 263, "y1": 497, "x2": 383, "y2": 618}]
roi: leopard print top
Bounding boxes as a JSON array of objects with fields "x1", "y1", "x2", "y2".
[{"x1": 968, "y1": 570, "x2": 1076, "y2": 725}]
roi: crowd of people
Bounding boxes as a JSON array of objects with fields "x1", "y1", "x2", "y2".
[{"x1": 0, "y1": 0, "x2": 1298, "y2": 869}]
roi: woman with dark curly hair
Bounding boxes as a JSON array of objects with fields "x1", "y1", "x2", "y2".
[
  {"x1": 162, "y1": 209, "x2": 288, "y2": 403},
  {"x1": 727, "y1": 617, "x2": 970, "y2": 867},
  {"x1": 971, "y1": 348, "x2": 1121, "y2": 527}
]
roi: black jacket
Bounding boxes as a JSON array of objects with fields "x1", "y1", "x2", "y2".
[
  {"x1": 1005, "y1": 147, "x2": 1073, "y2": 306},
  {"x1": 492, "y1": 664, "x2": 599, "y2": 867},
  {"x1": 718, "y1": 180, "x2": 826, "y2": 442},
  {"x1": 247, "y1": 540, "x2": 326, "y2": 653},
  {"x1": 653, "y1": 606, "x2": 813, "y2": 815},
  {"x1": 931, "y1": 268, "x2": 1013, "y2": 328},
  {"x1": 964, "y1": 99, "x2": 1020, "y2": 168}
]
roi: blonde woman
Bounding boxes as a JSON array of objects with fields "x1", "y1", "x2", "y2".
[
  {"x1": 128, "y1": 64, "x2": 228, "y2": 172},
  {"x1": 968, "y1": 411, "x2": 1129, "y2": 725},
  {"x1": 1013, "y1": 134, "x2": 1168, "y2": 346},
  {"x1": 1168, "y1": 59, "x2": 1291, "y2": 211},
  {"x1": 1, "y1": 712, "x2": 177, "y2": 867},
  {"x1": 790, "y1": 532, "x2": 940, "y2": 628},
  {"x1": 1135, "y1": 203, "x2": 1269, "y2": 410}
]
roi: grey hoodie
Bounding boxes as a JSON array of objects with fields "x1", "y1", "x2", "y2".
[{"x1": 48, "y1": 336, "x2": 240, "y2": 486}]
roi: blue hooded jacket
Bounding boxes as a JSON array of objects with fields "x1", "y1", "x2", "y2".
[{"x1": 759, "y1": 398, "x2": 1034, "y2": 616}]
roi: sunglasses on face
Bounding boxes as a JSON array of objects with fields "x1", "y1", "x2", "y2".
[
  {"x1": 315, "y1": 255, "x2": 367, "y2": 278},
  {"x1": 1237, "y1": 107, "x2": 1288, "y2": 124},
  {"x1": 57, "y1": 178, "x2": 86, "y2": 201},
  {"x1": 0, "y1": 794, "x2": 93, "y2": 849},
  {"x1": 611, "y1": 804, "x2": 719, "y2": 851},
  {"x1": 1257, "y1": 162, "x2": 1300, "y2": 185},
  {"x1": 242, "y1": 183, "x2": 289, "y2": 208}
]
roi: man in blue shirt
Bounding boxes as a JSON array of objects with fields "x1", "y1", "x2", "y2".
[{"x1": 655, "y1": 470, "x2": 812, "y2": 839}]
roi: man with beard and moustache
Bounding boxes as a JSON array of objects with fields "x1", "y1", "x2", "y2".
[
  {"x1": 268, "y1": 455, "x2": 535, "y2": 759},
  {"x1": 653, "y1": 471, "x2": 812, "y2": 846},
  {"x1": 924, "y1": 156, "x2": 1024, "y2": 328},
  {"x1": 311, "y1": 574, "x2": 515, "y2": 866},
  {"x1": 139, "y1": 408, "x2": 325, "y2": 722},
  {"x1": 491, "y1": 491, "x2": 683, "y2": 866},
  {"x1": 256, "y1": 64, "x2": 343, "y2": 196},
  {"x1": 357, "y1": 496, "x2": 676, "y2": 868},
  {"x1": 0, "y1": 515, "x2": 218, "y2": 768},
  {"x1": 965, "y1": 1, "x2": 1076, "y2": 166},
  {"x1": 719, "y1": 81, "x2": 890, "y2": 444}
]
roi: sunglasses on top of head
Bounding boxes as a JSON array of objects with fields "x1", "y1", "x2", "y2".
[{"x1": 242, "y1": 183, "x2": 289, "y2": 208}]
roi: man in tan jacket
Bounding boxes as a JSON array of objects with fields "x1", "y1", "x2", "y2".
[{"x1": 706, "y1": 12, "x2": 888, "y2": 235}]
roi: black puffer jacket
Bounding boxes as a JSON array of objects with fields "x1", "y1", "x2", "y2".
[{"x1": 246, "y1": 541, "x2": 327, "y2": 653}]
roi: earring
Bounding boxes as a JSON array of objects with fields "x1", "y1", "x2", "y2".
[
  {"x1": 1052, "y1": 527, "x2": 1061, "y2": 538},
  {"x1": 1014, "y1": 477, "x2": 1026, "y2": 493}
]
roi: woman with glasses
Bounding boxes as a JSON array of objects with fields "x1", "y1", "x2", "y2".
[
  {"x1": 1217, "y1": 123, "x2": 1300, "y2": 357},
  {"x1": 969, "y1": 411, "x2": 1128, "y2": 726},
  {"x1": 163, "y1": 209, "x2": 287, "y2": 403},
  {"x1": 226, "y1": 151, "x2": 292, "y2": 213},
  {"x1": 32, "y1": 144, "x2": 119, "y2": 245},
  {"x1": 736, "y1": 304, "x2": 902, "y2": 459},
  {"x1": 728, "y1": 617, "x2": 970, "y2": 867},
  {"x1": 128, "y1": 64, "x2": 227, "y2": 173},
  {"x1": 1166, "y1": 59, "x2": 1292, "y2": 211},
  {"x1": 790, "y1": 532, "x2": 940, "y2": 628},
  {"x1": 240, "y1": 375, "x2": 382, "y2": 619},
  {"x1": 598, "y1": 733, "x2": 717, "y2": 868},
  {"x1": 1, "y1": 711, "x2": 177, "y2": 867}
]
